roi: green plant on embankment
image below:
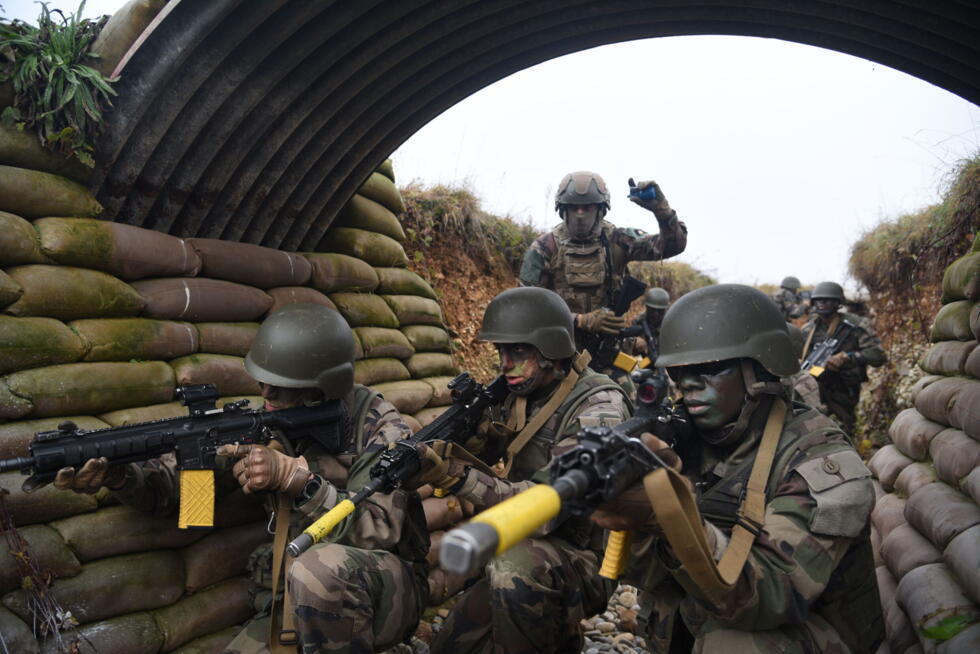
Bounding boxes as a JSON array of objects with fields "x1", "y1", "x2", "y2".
[
  {"x1": 630, "y1": 260, "x2": 717, "y2": 300},
  {"x1": 0, "y1": 0, "x2": 114, "y2": 167}
]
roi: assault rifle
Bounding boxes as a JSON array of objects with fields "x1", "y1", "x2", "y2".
[
  {"x1": 287, "y1": 372, "x2": 509, "y2": 556},
  {"x1": 584, "y1": 275, "x2": 648, "y2": 373},
  {"x1": 0, "y1": 384, "x2": 347, "y2": 529},
  {"x1": 801, "y1": 320, "x2": 854, "y2": 377}
]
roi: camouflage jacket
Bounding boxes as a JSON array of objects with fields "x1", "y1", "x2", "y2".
[
  {"x1": 772, "y1": 288, "x2": 805, "y2": 320},
  {"x1": 801, "y1": 312, "x2": 886, "y2": 389}
]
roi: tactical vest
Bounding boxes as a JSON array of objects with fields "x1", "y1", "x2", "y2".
[{"x1": 550, "y1": 221, "x2": 625, "y2": 314}]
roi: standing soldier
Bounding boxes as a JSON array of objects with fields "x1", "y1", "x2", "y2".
[
  {"x1": 53, "y1": 304, "x2": 429, "y2": 654},
  {"x1": 622, "y1": 286, "x2": 670, "y2": 358},
  {"x1": 772, "y1": 275, "x2": 805, "y2": 320},
  {"x1": 404, "y1": 287, "x2": 631, "y2": 654},
  {"x1": 801, "y1": 281, "x2": 886, "y2": 436}
]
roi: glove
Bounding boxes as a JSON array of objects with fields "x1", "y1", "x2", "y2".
[
  {"x1": 825, "y1": 352, "x2": 850, "y2": 372},
  {"x1": 403, "y1": 441, "x2": 468, "y2": 491},
  {"x1": 576, "y1": 309, "x2": 627, "y2": 335},
  {"x1": 217, "y1": 443, "x2": 310, "y2": 497},
  {"x1": 628, "y1": 179, "x2": 671, "y2": 215},
  {"x1": 53, "y1": 457, "x2": 127, "y2": 494}
]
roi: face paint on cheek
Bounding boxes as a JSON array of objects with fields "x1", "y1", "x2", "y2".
[{"x1": 677, "y1": 364, "x2": 745, "y2": 432}]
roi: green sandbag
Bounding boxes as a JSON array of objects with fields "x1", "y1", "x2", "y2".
[
  {"x1": 376, "y1": 158, "x2": 395, "y2": 182},
  {"x1": 406, "y1": 352, "x2": 456, "y2": 379},
  {"x1": 40, "y1": 611, "x2": 163, "y2": 654},
  {"x1": 973, "y1": 303, "x2": 980, "y2": 341},
  {"x1": 0, "y1": 211, "x2": 48, "y2": 265},
  {"x1": 354, "y1": 358, "x2": 410, "y2": 386},
  {"x1": 421, "y1": 377, "x2": 455, "y2": 407},
  {"x1": 382, "y1": 294, "x2": 443, "y2": 326},
  {"x1": 0, "y1": 122, "x2": 91, "y2": 182},
  {"x1": 371, "y1": 380, "x2": 433, "y2": 414},
  {"x1": 402, "y1": 325, "x2": 451, "y2": 352},
  {"x1": 70, "y1": 317, "x2": 198, "y2": 362},
  {"x1": 170, "y1": 626, "x2": 240, "y2": 654},
  {"x1": 0, "y1": 525, "x2": 81, "y2": 595},
  {"x1": 0, "y1": 607, "x2": 38, "y2": 654},
  {"x1": 319, "y1": 227, "x2": 409, "y2": 267},
  {"x1": 90, "y1": 0, "x2": 167, "y2": 76},
  {"x1": 375, "y1": 267, "x2": 437, "y2": 299},
  {"x1": 99, "y1": 401, "x2": 184, "y2": 425},
  {"x1": 0, "y1": 270, "x2": 23, "y2": 309},
  {"x1": 0, "y1": 471, "x2": 98, "y2": 526},
  {"x1": 357, "y1": 171, "x2": 405, "y2": 215},
  {"x1": 414, "y1": 405, "x2": 450, "y2": 428},
  {"x1": 352, "y1": 328, "x2": 363, "y2": 359},
  {"x1": 267, "y1": 286, "x2": 336, "y2": 315},
  {"x1": 336, "y1": 194, "x2": 406, "y2": 241},
  {"x1": 304, "y1": 252, "x2": 380, "y2": 293},
  {"x1": 0, "y1": 378, "x2": 32, "y2": 419},
  {"x1": 329, "y1": 292, "x2": 399, "y2": 328},
  {"x1": 0, "y1": 415, "x2": 108, "y2": 459},
  {"x1": 4, "y1": 265, "x2": 145, "y2": 320},
  {"x1": 196, "y1": 322, "x2": 260, "y2": 356},
  {"x1": 919, "y1": 341, "x2": 978, "y2": 376},
  {"x1": 1, "y1": 360, "x2": 175, "y2": 418},
  {"x1": 354, "y1": 327, "x2": 415, "y2": 359},
  {"x1": 0, "y1": 164, "x2": 102, "y2": 218},
  {"x1": 170, "y1": 354, "x2": 261, "y2": 397},
  {"x1": 0, "y1": 315, "x2": 86, "y2": 373},
  {"x1": 152, "y1": 576, "x2": 254, "y2": 651},
  {"x1": 930, "y1": 300, "x2": 977, "y2": 341},
  {"x1": 181, "y1": 522, "x2": 270, "y2": 593},
  {"x1": 942, "y1": 252, "x2": 980, "y2": 303}
]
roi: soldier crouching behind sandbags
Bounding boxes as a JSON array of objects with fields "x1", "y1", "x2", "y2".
[{"x1": 52, "y1": 303, "x2": 429, "y2": 654}]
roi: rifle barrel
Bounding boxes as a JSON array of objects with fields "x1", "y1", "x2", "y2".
[{"x1": 0, "y1": 456, "x2": 35, "y2": 474}]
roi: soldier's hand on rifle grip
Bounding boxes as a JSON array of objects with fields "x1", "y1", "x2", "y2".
[
  {"x1": 402, "y1": 441, "x2": 467, "y2": 491},
  {"x1": 824, "y1": 352, "x2": 849, "y2": 372},
  {"x1": 576, "y1": 309, "x2": 627, "y2": 335},
  {"x1": 218, "y1": 443, "x2": 310, "y2": 497},
  {"x1": 53, "y1": 457, "x2": 127, "y2": 494}
]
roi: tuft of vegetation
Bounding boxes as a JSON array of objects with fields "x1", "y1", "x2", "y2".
[
  {"x1": 630, "y1": 260, "x2": 717, "y2": 300},
  {"x1": 0, "y1": 1, "x2": 114, "y2": 167}
]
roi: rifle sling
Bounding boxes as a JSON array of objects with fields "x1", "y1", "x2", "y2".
[
  {"x1": 803, "y1": 314, "x2": 839, "y2": 361},
  {"x1": 270, "y1": 493, "x2": 298, "y2": 652},
  {"x1": 641, "y1": 398, "x2": 787, "y2": 605}
]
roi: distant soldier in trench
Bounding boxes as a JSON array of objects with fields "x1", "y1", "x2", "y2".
[
  {"x1": 52, "y1": 303, "x2": 429, "y2": 654},
  {"x1": 621, "y1": 286, "x2": 670, "y2": 359},
  {"x1": 772, "y1": 275, "x2": 806, "y2": 321}
]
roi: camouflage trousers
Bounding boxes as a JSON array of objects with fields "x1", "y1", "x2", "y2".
[
  {"x1": 432, "y1": 536, "x2": 612, "y2": 654},
  {"x1": 817, "y1": 382, "x2": 860, "y2": 439},
  {"x1": 691, "y1": 613, "x2": 853, "y2": 654}
]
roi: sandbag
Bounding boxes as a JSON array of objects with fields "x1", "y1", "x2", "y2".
[
  {"x1": 133, "y1": 277, "x2": 272, "y2": 322},
  {"x1": 0, "y1": 606, "x2": 39, "y2": 654},
  {"x1": 931, "y1": 301, "x2": 977, "y2": 342},
  {"x1": 0, "y1": 270, "x2": 22, "y2": 309},
  {"x1": 415, "y1": 405, "x2": 449, "y2": 428},
  {"x1": 186, "y1": 238, "x2": 311, "y2": 289},
  {"x1": 371, "y1": 380, "x2": 433, "y2": 414},
  {"x1": 353, "y1": 327, "x2": 414, "y2": 359},
  {"x1": 213, "y1": 488, "x2": 267, "y2": 529},
  {"x1": 937, "y1": 621, "x2": 980, "y2": 654},
  {"x1": 170, "y1": 354, "x2": 261, "y2": 397},
  {"x1": 352, "y1": 329, "x2": 364, "y2": 360},
  {"x1": 0, "y1": 164, "x2": 102, "y2": 218},
  {"x1": 196, "y1": 322, "x2": 260, "y2": 357},
  {"x1": 35, "y1": 217, "x2": 202, "y2": 280},
  {"x1": 946, "y1": 381, "x2": 980, "y2": 439},
  {"x1": 98, "y1": 401, "x2": 185, "y2": 425},
  {"x1": 965, "y1": 345, "x2": 980, "y2": 379},
  {"x1": 305, "y1": 253, "x2": 379, "y2": 293},
  {"x1": 910, "y1": 375, "x2": 944, "y2": 405},
  {"x1": 329, "y1": 292, "x2": 399, "y2": 328},
  {"x1": 915, "y1": 377, "x2": 976, "y2": 427},
  {"x1": 70, "y1": 317, "x2": 198, "y2": 362},
  {"x1": 427, "y1": 567, "x2": 469, "y2": 607},
  {"x1": 930, "y1": 428, "x2": 980, "y2": 487},
  {"x1": 965, "y1": 469, "x2": 980, "y2": 505},
  {"x1": 357, "y1": 171, "x2": 406, "y2": 215},
  {"x1": 4, "y1": 265, "x2": 145, "y2": 320},
  {"x1": 428, "y1": 530, "x2": 446, "y2": 567},
  {"x1": 181, "y1": 522, "x2": 270, "y2": 593},
  {"x1": 944, "y1": 525, "x2": 980, "y2": 606},
  {"x1": 354, "y1": 358, "x2": 410, "y2": 386},
  {"x1": 869, "y1": 444, "x2": 915, "y2": 492},
  {"x1": 972, "y1": 303, "x2": 980, "y2": 341},
  {"x1": 169, "y1": 626, "x2": 240, "y2": 654},
  {"x1": 0, "y1": 121, "x2": 90, "y2": 182},
  {"x1": 89, "y1": 0, "x2": 168, "y2": 77},
  {"x1": 872, "y1": 525, "x2": 882, "y2": 567},
  {"x1": 422, "y1": 376, "x2": 455, "y2": 407},
  {"x1": 266, "y1": 286, "x2": 336, "y2": 315},
  {"x1": 881, "y1": 523, "x2": 942, "y2": 581},
  {"x1": 405, "y1": 353, "x2": 456, "y2": 380},
  {"x1": 0, "y1": 415, "x2": 108, "y2": 459},
  {"x1": 319, "y1": 227, "x2": 409, "y2": 267},
  {"x1": 382, "y1": 294, "x2": 443, "y2": 326},
  {"x1": 151, "y1": 576, "x2": 254, "y2": 652},
  {"x1": 897, "y1": 563, "x2": 980, "y2": 651},
  {"x1": 402, "y1": 325, "x2": 451, "y2": 352},
  {"x1": 0, "y1": 315, "x2": 86, "y2": 373},
  {"x1": 1, "y1": 360, "x2": 175, "y2": 418},
  {"x1": 423, "y1": 494, "x2": 465, "y2": 531},
  {"x1": 376, "y1": 158, "x2": 395, "y2": 182},
  {"x1": 336, "y1": 194, "x2": 406, "y2": 241},
  {"x1": 877, "y1": 565, "x2": 918, "y2": 653},
  {"x1": 0, "y1": 525, "x2": 81, "y2": 595},
  {"x1": 920, "y1": 341, "x2": 978, "y2": 376},
  {"x1": 895, "y1": 463, "x2": 939, "y2": 498},
  {"x1": 375, "y1": 267, "x2": 436, "y2": 298},
  {"x1": 905, "y1": 482, "x2": 980, "y2": 550},
  {"x1": 40, "y1": 611, "x2": 163, "y2": 654},
  {"x1": 942, "y1": 251, "x2": 980, "y2": 303},
  {"x1": 873, "y1": 478, "x2": 885, "y2": 502},
  {"x1": 402, "y1": 413, "x2": 421, "y2": 434},
  {"x1": 0, "y1": 211, "x2": 48, "y2": 265},
  {"x1": 872, "y1": 493, "x2": 908, "y2": 542},
  {"x1": 889, "y1": 408, "x2": 950, "y2": 461}
]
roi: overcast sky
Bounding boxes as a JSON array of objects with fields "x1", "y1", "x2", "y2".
[{"x1": 6, "y1": 1, "x2": 978, "y2": 292}]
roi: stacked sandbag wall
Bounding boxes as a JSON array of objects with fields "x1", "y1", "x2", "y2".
[
  {"x1": 0, "y1": 153, "x2": 464, "y2": 651},
  {"x1": 868, "y1": 237, "x2": 980, "y2": 654}
]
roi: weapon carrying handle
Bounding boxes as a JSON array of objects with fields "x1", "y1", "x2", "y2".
[{"x1": 178, "y1": 470, "x2": 215, "y2": 528}]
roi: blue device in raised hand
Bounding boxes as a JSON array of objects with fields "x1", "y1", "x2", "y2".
[{"x1": 628, "y1": 177, "x2": 657, "y2": 201}]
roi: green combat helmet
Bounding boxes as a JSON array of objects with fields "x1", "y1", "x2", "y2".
[
  {"x1": 644, "y1": 287, "x2": 670, "y2": 309},
  {"x1": 554, "y1": 171, "x2": 611, "y2": 214},
  {"x1": 780, "y1": 276, "x2": 802, "y2": 292},
  {"x1": 656, "y1": 284, "x2": 798, "y2": 376},
  {"x1": 478, "y1": 287, "x2": 576, "y2": 360},
  {"x1": 245, "y1": 303, "x2": 355, "y2": 399},
  {"x1": 811, "y1": 281, "x2": 845, "y2": 302}
]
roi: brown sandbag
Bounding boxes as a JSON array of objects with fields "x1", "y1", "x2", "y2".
[
  {"x1": 910, "y1": 375, "x2": 944, "y2": 405},
  {"x1": 196, "y1": 322, "x2": 260, "y2": 357},
  {"x1": 357, "y1": 171, "x2": 406, "y2": 215},
  {"x1": 427, "y1": 568, "x2": 468, "y2": 607},
  {"x1": 869, "y1": 444, "x2": 915, "y2": 492},
  {"x1": 354, "y1": 358, "x2": 410, "y2": 386},
  {"x1": 330, "y1": 292, "x2": 399, "y2": 328},
  {"x1": 877, "y1": 565, "x2": 918, "y2": 653},
  {"x1": 170, "y1": 354, "x2": 261, "y2": 397},
  {"x1": 415, "y1": 406, "x2": 450, "y2": 428},
  {"x1": 937, "y1": 622, "x2": 980, "y2": 654},
  {"x1": 382, "y1": 294, "x2": 443, "y2": 326},
  {"x1": 151, "y1": 576, "x2": 254, "y2": 651},
  {"x1": 930, "y1": 428, "x2": 980, "y2": 487},
  {"x1": 98, "y1": 401, "x2": 185, "y2": 425},
  {"x1": 89, "y1": 0, "x2": 168, "y2": 76},
  {"x1": 905, "y1": 482, "x2": 980, "y2": 550},
  {"x1": 0, "y1": 472, "x2": 99, "y2": 525},
  {"x1": 881, "y1": 523, "x2": 943, "y2": 581},
  {"x1": 972, "y1": 303, "x2": 980, "y2": 341},
  {"x1": 944, "y1": 525, "x2": 980, "y2": 606},
  {"x1": 0, "y1": 606, "x2": 39, "y2": 654},
  {"x1": 0, "y1": 121, "x2": 90, "y2": 182},
  {"x1": 70, "y1": 317, "x2": 198, "y2": 362},
  {"x1": 402, "y1": 325, "x2": 451, "y2": 352},
  {"x1": 965, "y1": 469, "x2": 980, "y2": 506},
  {"x1": 871, "y1": 525, "x2": 882, "y2": 567},
  {"x1": 40, "y1": 611, "x2": 163, "y2": 654},
  {"x1": 1, "y1": 360, "x2": 175, "y2": 418},
  {"x1": 402, "y1": 413, "x2": 422, "y2": 434},
  {"x1": 406, "y1": 352, "x2": 456, "y2": 379},
  {"x1": 0, "y1": 211, "x2": 48, "y2": 265},
  {"x1": 889, "y1": 408, "x2": 948, "y2": 461},
  {"x1": 169, "y1": 626, "x2": 240, "y2": 654},
  {"x1": 0, "y1": 415, "x2": 108, "y2": 459},
  {"x1": 915, "y1": 377, "x2": 976, "y2": 427},
  {"x1": 305, "y1": 252, "x2": 380, "y2": 293},
  {"x1": 897, "y1": 563, "x2": 980, "y2": 651},
  {"x1": 895, "y1": 463, "x2": 939, "y2": 498},
  {"x1": 0, "y1": 525, "x2": 81, "y2": 595},
  {"x1": 4, "y1": 265, "x2": 145, "y2": 320},
  {"x1": 427, "y1": 530, "x2": 446, "y2": 567},
  {"x1": 35, "y1": 217, "x2": 202, "y2": 280},
  {"x1": 0, "y1": 315, "x2": 86, "y2": 373},
  {"x1": 920, "y1": 341, "x2": 978, "y2": 376},
  {"x1": 423, "y1": 495, "x2": 465, "y2": 532},
  {"x1": 133, "y1": 277, "x2": 273, "y2": 322},
  {"x1": 376, "y1": 158, "x2": 395, "y2": 182},
  {"x1": 931, "y1": 301, "x2": 977, "y2": 342},
  {"x1": 336, "y1": 194, "x2": 406, "y2": 241},
  {"x1": 354, "y1": 327, "x2": 415, "y2": 359},
  {"x1": 422, "y1": 376, "x2": 455, "y2": 407},
  {"x1": 186, "y1": 238, "x2": 311, "y2": 289},
  {"x1": 873, "y1": 478, "x2": 885, "y2": 502},
  {"x1": 966, "y1": 345, "x2": 980, "y2": 379},
  {"x1": 181, "y1": 522, "x2": 270, "y2": 593},
  {"x1": 371, "y1": 380, "x2": 434, "y2": 414},
  {"x1": 946, "y1": 381, "x2": 980, "y2": 439},
  {"x1": 872, "y1": 493, "x2": 908, "y2": 543},
  {"x1": 212, "y1": 488, "x2": 267, "y2": 529},
  {"x1": 375, "y1": 267, "x2": 436, "y2": 298},
  {"x1": 267, "y1": 286, "x2": 336, "y2": 315},
  {"x1": 0, "y1": 270, "x2": 22, "y2": 309},
  {"x1": 319, "y1": 227, "x2": 409, "y2": 267},
  {"x1": 0, "y1": 164, "x2": 102, "y2": 218},
  {"x1": 942, "y1": 251, "x2": 980, "y2": 303}
]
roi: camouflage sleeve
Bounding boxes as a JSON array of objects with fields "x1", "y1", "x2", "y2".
[
  {"x1": 617, "y1": 213, "x2": 688, "y2": 262},
  {"x1": 519, "y1": 233, "x2": 554, "y2": 289},
  {"x1": 855, "y1": 324, "x2": 886, "y2": 367},
  {"x1": 111, "y1": 452, "x2": 240, "y2": 517}
]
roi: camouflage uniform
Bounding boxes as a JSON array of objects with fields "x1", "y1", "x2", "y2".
[
  {"x1": 112, "y1": 386, "x2": 429, "y2": 654},
  {"x1": 626, "y1": 401, "x2": 880, "y2": 653},
  {"x1": 800, "y1": 312, "x2": 886, "y2": 435},
  {"x1": 771, "y1": 289, "x2": 805, "y2": 321},
  {"x1": 790, "y1": 371, "x2": 823, "y2": 412},
  {"x1": 432, "y1": 367, "x2": 630, "y2": 654}
]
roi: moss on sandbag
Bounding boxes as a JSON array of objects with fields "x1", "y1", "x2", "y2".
[
  {"x1": 0, "y1": 415, "x2": 108, "y2": 460},
  {"x1": 70, "y1": 317, "x2": 198, "y2": 362},
  {"x1": 336, "y1": 194, "x2": 406, "y2": 242},
  {"x1": 98, "y1": 402, "x2": 185, "y2": 426},
  {"x1": 402, "y1": 325, "x2": 451, "y2": 352},
  {"x1": 329, "y1": 292, "x2": 399, "y2": 328},
  {"x1": 304, "y1": 252, "x2": 379, "y2": 293},
  {"x1": 44, "y1": 611, "x2": 163, "y2": 654},
  {"x1": 0, "y1": 471, "x2": 98, "y2": 525},
  {"x1": 319, "y1": 227, "x2": 408, "y2": 267},
  {"x1": 919, "y1": 341, "x2": 977, "y2": 376},
  {"x1": 375, "y1": 267, "x2": 436, "y2": 299},
  {"x1": 371, "y1": 380, "x2": 433, "y2": 414},
  {"x1": 0, "y1": 271, "x2": 22, "y2": 310},
  {"x1": 0, "y1": 122, "x2": 91, "y2": 182},
  {"x1": 382, "y1": 294, "x2": 443, "y2": 326},
  {"x1": 376, "y1": 158, "x2": 395, "y2": 182},
  {"x1": 4, "y1": 265, "x2": 145, "y2": 320},
  {"x1": 354, "y1": 358, "x2": 410, "y2": 386},
  {"x1": 354, "y1": 327, "x2": 414, "y2": 359},
  {"x1": 170, "y1": 354, "x2": 260, "y2": 397},
  {"x1": 0, "y1": 164, "x2": 102, "y2": 218},
  {"x1": 151, "y1": 577, "x2": 254, "y2": 651},
  {"x1": 421, "y1": 376, "x2": 455, "y2": 407},
  {"x1": 0, "y1": 524, "x2": 81, "y2": 595},
  {"x1": 942, "y1": 251, "x2": 980, "y2": 303},
  {"x1": 181, "y1": 522, "x2": 270, "y2": 593},
  {"x1": 415, "y1": 405, "x2": 450, "y2": 428},
  {"x1": 406, "y1": 352, "x2": 456, "y2": 379},
  {"x1": 930, "y1": 300, "x2": 977, "y2": 341},
  {"x1": 0, "y1": 315, "x2": 86, "y2": 373},
  {"x1": 0, "y1": 211, "x2": 48, "y2": 266},
  {"x1": 0, "y1": 607, "x2": 37, "y2": 654},
  {"x1": 357, "y1": 171, "x2": 405, "y2": 215}
]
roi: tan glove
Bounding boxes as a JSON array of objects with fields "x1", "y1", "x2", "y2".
[
  {"x1": 53, "y1": 457, "x2": 127, "y2": 494},
  {"x1": 628, "y1": 179, "x2": 671, "y2": 215},
  {"x1": 576, "y1": 309, "x2": 627, "y2": 335},
  {"x1": 402, "y1": 441, "x2": 468, "y2": 491},
  {"x1": 825, "y1": 352, "x2": 850, "y2": 371},
  {"x1": 217, "y1": 443, "x2": 310, "y2": 497}
]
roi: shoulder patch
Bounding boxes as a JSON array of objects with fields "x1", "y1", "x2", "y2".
[{"x1": 793, "y1": 450, "x2": 874, "y2": 537}]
